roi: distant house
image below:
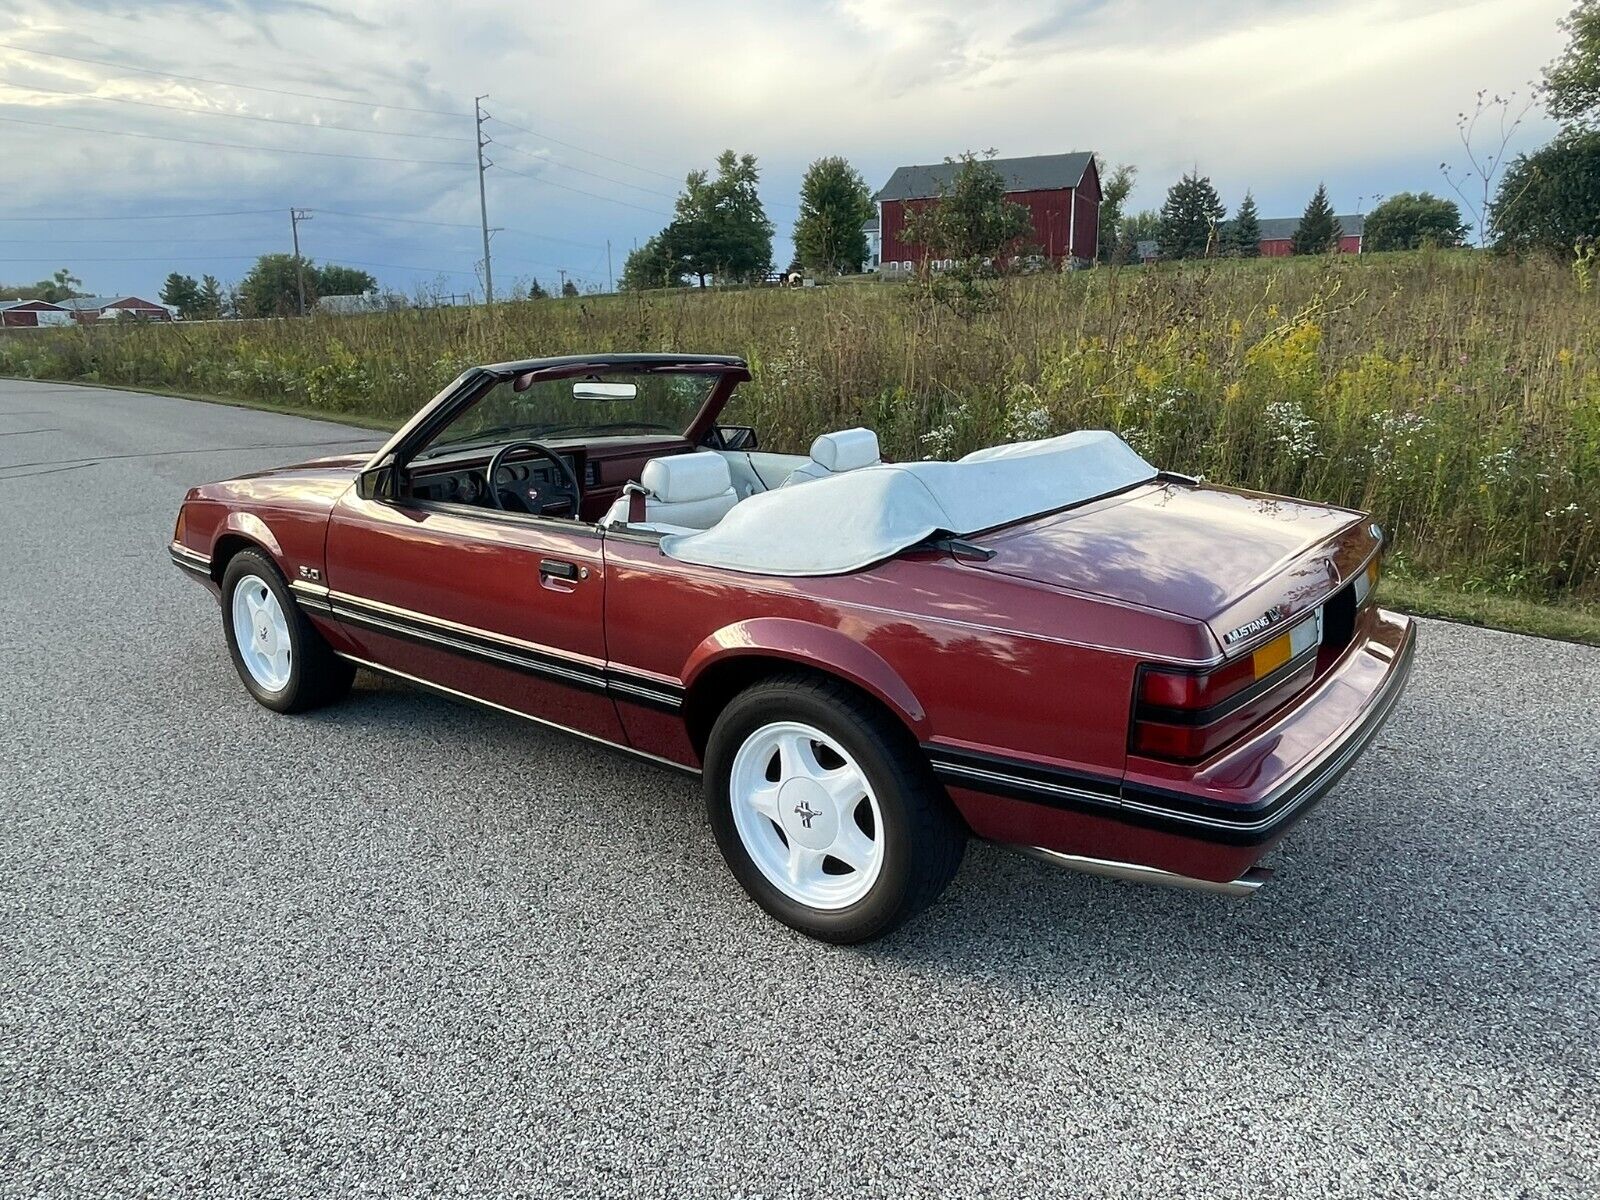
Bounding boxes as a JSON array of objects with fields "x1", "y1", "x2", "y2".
[
  {"x1": 873, "y1": 151, "x2": 1101, "y2": 270},
  {"x1": 57, "y1": 296, "x2": 175, "y2": 323},
  {"x1": 0, "y1": 299, "x2": 72, "y2": 328},
  {"x1": 862, "y1": 214, "x2": 881, "y2": 271},
  {"x1": 1257, "y1": 214, "x2": 1365, "y2": 257},
  {"x1": 1134, "y1": 240, "x2": 1161, "y2": 265}
]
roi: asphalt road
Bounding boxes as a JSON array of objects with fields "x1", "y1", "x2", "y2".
[{"x1": 1, "y1": 378, "x2": 1596, "y2": 1199}]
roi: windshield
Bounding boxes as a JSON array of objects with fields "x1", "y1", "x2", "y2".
[{"x1": 420, "y1": 371, "x2": 716, "y2": 457}]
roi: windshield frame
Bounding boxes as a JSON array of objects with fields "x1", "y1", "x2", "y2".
[{"x1": 361, "y1": 354, "x2": 751, "y2": 503}]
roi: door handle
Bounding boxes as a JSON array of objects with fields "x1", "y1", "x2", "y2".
[{"x1": 539, "y1": 558, "x2": 581, "y2": 582}]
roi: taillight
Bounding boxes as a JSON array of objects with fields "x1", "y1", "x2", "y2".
[
  {"x1": 1353, "y1": 555, "x2": 1380, "y2": 607},
  {"x1": 172, "y1": 508, "x2": 186, "y2": 544},
  {"x1": 1132, "y1": 616, "x2": 1320, "y2": 762}
]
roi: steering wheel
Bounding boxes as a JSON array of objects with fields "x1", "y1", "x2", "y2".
[{"x1": 485, "y1": 441, "x2": 582, "y2": 517}]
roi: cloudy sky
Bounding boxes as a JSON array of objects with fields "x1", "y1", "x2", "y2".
[{"x1": 1, "y1": 0, "x2": 1572, "y2": 299}]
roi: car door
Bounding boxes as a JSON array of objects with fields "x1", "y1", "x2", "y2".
[{"x1": 322, "y1": 486, "x2": 624, "y2": 743}]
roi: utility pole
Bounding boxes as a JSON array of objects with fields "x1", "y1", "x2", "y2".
[
  {"x1": 557, "y1": 268, "x2": 567, "y2": 296},
  {"x1": 474, "y1": 95, "x2": 494, "y2": 306},
  {"x1": 606, "y1": 240, "x2": 613, "y2": 293},
  {"x1": 289, "y1": 207, "x2": 312, "y2": 317}
]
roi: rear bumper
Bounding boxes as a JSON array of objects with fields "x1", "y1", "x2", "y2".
[{"x1": 936, "y1": 609, "x2": 1417, "y2": 883}]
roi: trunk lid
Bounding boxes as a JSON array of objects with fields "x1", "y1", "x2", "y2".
[{"x1": 966, "y1": 481, "x2": 1377, "y2": 652}]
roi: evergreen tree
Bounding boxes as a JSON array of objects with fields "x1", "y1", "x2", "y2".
[
  {"x1": 792, "y1": 156, "x2": 875, "y2": 274},
  {"x1": 560, "y1": 278, "x2": 580, "y2": 298},
  {"x1": 1157, "y1": 171, "x2": 1227, "y2": 259},
  {"x1": 1291, "y1": 184, "x2": 1343, "y2": 255},
  {"x1": 527, "y1": 278, "x2": 549, "y2": 300},
  {"x1": 197, "y1": 275, "x2": 224, "y2": 319},
  {"x1": 1227, "y1": 192, "x2": 1262, "y2": 257},
  {"x1": 159, "y1": 272, "x2": 202, "y2": 318}
]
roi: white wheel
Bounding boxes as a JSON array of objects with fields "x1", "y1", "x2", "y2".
[
  {"x1": 229, "y1": 573, "x2": 292, "y2": 692},
  {"x1": 728, "y1": 720, "x2": 885, "y2": 911}
]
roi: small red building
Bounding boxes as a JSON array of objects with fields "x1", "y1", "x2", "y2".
[
  {"x1": 874, "y1": 152, "x2": 1101, "y2": 269},
  {"x1": 1257, "y1": 214, "x2": 1365, "y2": 257},
  {"x1": 0, "y1": 299, "x2": 72, "y2": 328},
  {"x1": 58, "y1": 296, "x2": 175, "y2": 323}
]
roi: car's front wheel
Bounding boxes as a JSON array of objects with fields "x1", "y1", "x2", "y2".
[
  {"x1": 221, "y1": 549, "x2": 354, "y2": 713},
  {"x1": 704, "y1": 673, "x2": 965, "y2": 943}
]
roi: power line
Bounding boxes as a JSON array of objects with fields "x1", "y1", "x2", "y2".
[
  {"x1": 0, "y1": 112, "x2": 472, "y2": 166},
  {"x1": 0, "y1": 208, "x2": 283, "y2": 222},
  {"x1": 487, "y1": 114, "x2": 682, "y2": 183},
  {"x1": 492, "y1": 163, "x2": 673, "y2": 218},
  {"x1": 0, "y1": 78, "x2": 472, "y2": 142},
  {"x1": 315, "y1": 210, "x2": 605, "y2": 251},
  {"x1": 491, "y1": 138, "x2": 680, "y2": 200},
  {"x1": 0, "y1": 42, "x2": 468, "y2": 117}
]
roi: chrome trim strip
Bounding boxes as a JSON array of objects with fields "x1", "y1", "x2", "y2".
[
  {"x1": 169, "y1": 543, "x2": 211, "y2": 569},
  {"x1": 327, "y1": 588, "x2": 608, "y2": 672},
  {"x1": 333, "y1": 604, "x2": 609, "y2": 692},
  {"x1": 930, "y1": 759, "x2": 1120, "y2": 809},
  {"x1": 335, "y1": 652, "x2": 699, "y2": 776},
  {"x1": 323, "y1": 588, "x2": 684, "y2": 709},
  {"x1": 1014, "y1": 846, "x2": 1273, "y2": 897}
]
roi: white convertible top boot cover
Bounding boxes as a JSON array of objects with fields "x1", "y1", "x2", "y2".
[{"x1": 660, "y1": 430, "x2": 1157, "y2": 576}]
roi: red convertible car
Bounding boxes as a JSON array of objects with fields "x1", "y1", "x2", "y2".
[{"x1": 170, "y1": 353, "x2": 1416, "y2": 942}]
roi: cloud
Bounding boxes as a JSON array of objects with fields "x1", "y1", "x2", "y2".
[{"x1": 0, "y1": 0, "x2": 1573, "y2": 298}]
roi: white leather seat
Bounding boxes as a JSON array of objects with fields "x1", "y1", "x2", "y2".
[
  {"x1": 781, "y1": 428, "x2": 881, "y2": 486},
  {"x1": 601, "y1": 451, "x2": 739, "y2": 532}
]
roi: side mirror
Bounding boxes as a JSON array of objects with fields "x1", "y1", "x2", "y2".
[
  {"x1": 718, "y1": 425, "x2": 759, "y2": 451},
  {"x1": 357, "y1": 464, "x2": 394, "y2": 501}
]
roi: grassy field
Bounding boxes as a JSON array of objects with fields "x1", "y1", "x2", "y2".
[{"x1": 3, "y1": 250, "x2": 1596, "y2": 635}]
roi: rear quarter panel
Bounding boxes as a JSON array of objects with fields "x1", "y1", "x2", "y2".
[{"x1": 603, "y1": 538, "x2": 1208, "y2": 779}]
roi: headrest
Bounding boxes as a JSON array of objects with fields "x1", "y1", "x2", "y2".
[
  {"x1": 641, "y1": 452, "x2": 733, "y2": 503},
  {"x1": 809, "y1": 428, "x2": 880, "y2": 473}
]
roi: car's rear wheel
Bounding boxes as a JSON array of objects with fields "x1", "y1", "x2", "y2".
[
  {"x1": 704, "y1": 673, "x2": 965, "y2": 943},
  {"x1": 221, "y1": 549, "x2": 354, "y2": 713}
]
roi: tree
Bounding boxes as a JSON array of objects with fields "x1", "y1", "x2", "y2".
[
  {"x1": 1157, "y1": 171, "x2": 1226, "y2": 259},
  {"x1": 560, "y1": 277, "x2": 580, "y2": 298},
  {"x1": 1291, "y1": 184, "x2": 1343, "y2": 255},
  {"x1": 314, "y1": 264, "x2": 376, "y2": 297},
  {"x1": 900, "y1": 151, "x2": 1034, "y2": 267},
  {"x1": 527, "y1": 278, "x2": 549, "y2": 300},
  {"x1": 1490, "y1": 127, "x2": 1600, "y2": 256},
  {"x1": 239, "y1": 254, "x2": 312, "y2": 317},
  {"x1": 197, "y1": 275, "x2": 224, "y2": 319},
  {"x1": 160, "y1": 273, "x2": 202, "y2": 318},
  {"x1": 1363, "y1": 193, "x2": 1469, "y2": 251},
  {"x1": 619, "y1": 235, "x2": 686, "y2": 290},
  {"x1": 1097, "y1": 162, "x2": 1136, "y2": 262},
  {"x1": 1546, "y1": 0, "x2": 1600, "y2": 125},
  {"x1": 661, "y1": 150, "x2": 775, "y2": 285},
  {"x1": 792, "y1": 156, "x2": 875, "y2": 274},
  {"x1": 1225, "y1": 192, "x2": 1262, "y2": 257}
]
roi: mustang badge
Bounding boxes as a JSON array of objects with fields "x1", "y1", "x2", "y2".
[
  {"x1": 793, "y1": 801, "x2": 822, "y2": 829},
  {"x1": 1222, "y1": 608, "x2": 1286, "y2": 645}
]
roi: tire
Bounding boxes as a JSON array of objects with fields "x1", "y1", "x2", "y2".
[
  {"x1": 220, "y1": 549, "x2": 355, "y2": 714},
  {"x1": 704, "y1": 672, "x2": 966, "y2": 943}
]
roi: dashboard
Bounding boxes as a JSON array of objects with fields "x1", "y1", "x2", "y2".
[{"x1": 407, "y1": 451, "x2": 598, "y2": 510}]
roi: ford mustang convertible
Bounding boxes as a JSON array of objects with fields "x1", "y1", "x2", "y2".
[{"x1": 170, "y1": 352, "x2": 1416, "y2": 942}]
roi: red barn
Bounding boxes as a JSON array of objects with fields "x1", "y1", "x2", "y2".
[
  {"x1": 1257, "y1": 214, "x2": 1365, "y2": 257},
  {"x1": 874, "y1": 152, "x2": 1101, "y2": 270},
  {"x1": 58, "y1": 296, "x2": 175, "y2": 323},
  {"x1": 0, "y1": 299, "x2": 71, "y2": 328}
]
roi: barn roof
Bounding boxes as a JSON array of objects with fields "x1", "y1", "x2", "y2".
[
  {"x1": 875, "y1": 152, "x2": 1096, "y2": 201},
  {"x1": 1257, "y1": 213, "x2": 1366, "y2": 241},
  {"x1": 0, "y1": 298, "x2": 67, "y2": 310},
  {"x1": 56, "y1": 295, "x2": 169, "y2": 311}
]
